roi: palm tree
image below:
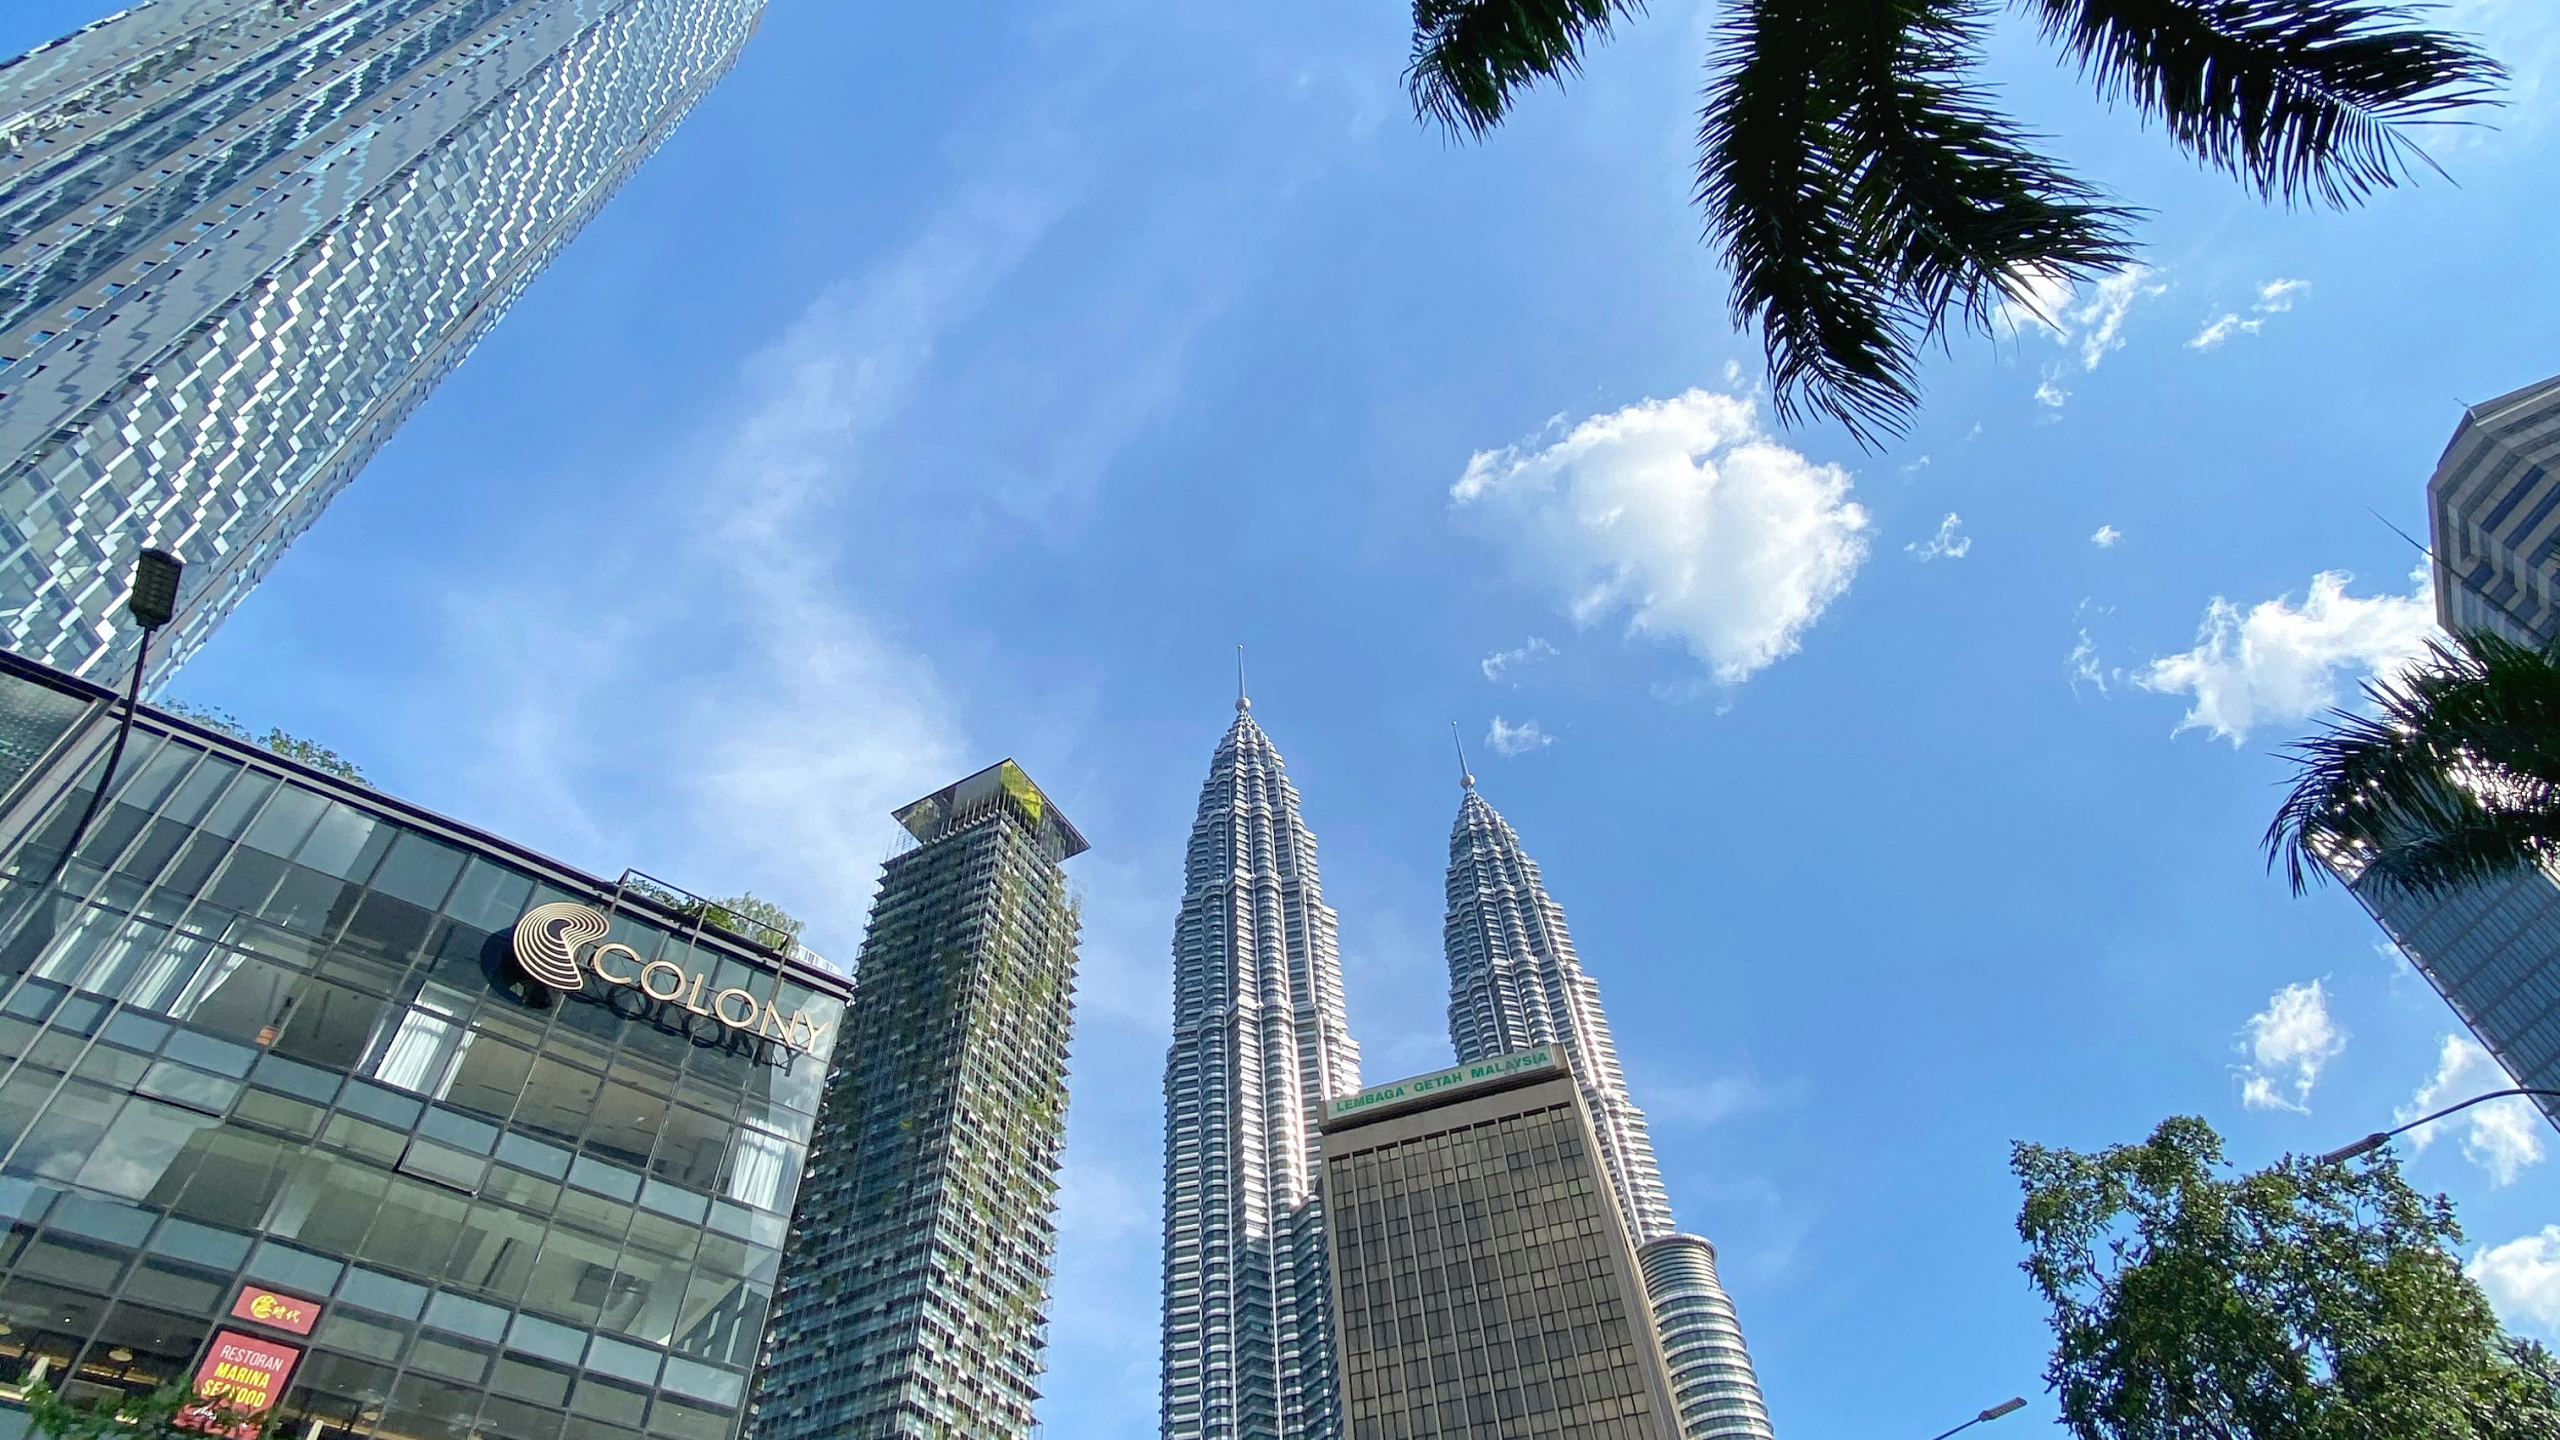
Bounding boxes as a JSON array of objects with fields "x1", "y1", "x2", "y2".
[
  {"x1": 2268, "y1": 629, "x2": 2560, "y2": 899},
  {"x1": 1406, "y1": 1, "x2": 2501, "y2": 445}
]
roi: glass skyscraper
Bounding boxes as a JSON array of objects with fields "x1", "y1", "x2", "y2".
[
  {"x1": 0, "y1": 0, "x2": 763, "y2": 686},
  {"x1": 0, "y1": 646, "x2": 847, "y2": 1440},
  {"x1": 2349, "y1": 371, "x2": 2560, "y2": 1132},
  {"x1": 1318, "y1": 1046, "x2": 1684, "y2": 1440},
  {"x1": 1159, "y1": 696, "x2": 1361, "y2": 1440},
  {"x1": 752, "y1": 761, "x2": 1087, "y2": 1440},
  {"x1": 1442, "y1": 778, "x2": 1774, "y2": 1440}
]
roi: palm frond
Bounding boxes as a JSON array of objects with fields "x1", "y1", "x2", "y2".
[
  {"x1": 2268, "y1": 631, "x2": 2560, "y2": 897},
  {"x1": 1408, "y1": 0, "x2": 1646, "y2": 137},
  {"x1": 1701, "y1": 0, "x2": 2138, "y2": 443},
  {"x1": 2022, "y1": 0, "x2": 2505, "y2": 207}
]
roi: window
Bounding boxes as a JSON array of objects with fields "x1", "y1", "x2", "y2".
[{"x1": 372, "y1": 984, "x2": 475, "y2": 1095}]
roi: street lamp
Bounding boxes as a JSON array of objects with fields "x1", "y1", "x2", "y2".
[
  {"x1": 1927, "y1": 1397, "x2": 2027, "y2": 1440},
  {"x1": 2318, "y1": 1087, "x2": 2560, "y2": 1165},
  {"x1": 46, "y1": 548, "x2": 183, "y2": 880}
]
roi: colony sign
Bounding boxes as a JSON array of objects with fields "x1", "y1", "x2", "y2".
[{"x1": 512, "y1": 902, "x2": 827, "y2": 1054}]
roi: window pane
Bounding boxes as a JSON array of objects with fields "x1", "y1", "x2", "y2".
[
  {"x1": 168, "y1": 953, "x2": 297, "y2": 1041},
  {"x1": 270, "y1": 979, "x2": 382, "y2": 1071},
  {"x1": 444, "y1": 1204, "x2": 545, "y2": 1305},
  {"x1": 7, "y1": 1077, "x2": 124, "y2": 1183},
  {"x1": 263, "y1": 1153, "x2": 388, "y2": 1256},
  {"x1": 371, "y1": 833, "x2": 466, "y2": 911},
  {"x1": 75, "y1": 1098, "x2": 217, "y2": 1200},
  {"x1": 441, "y1": 1035, "x2": 533, "y2": 1121}
]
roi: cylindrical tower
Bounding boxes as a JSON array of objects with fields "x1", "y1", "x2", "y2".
[{"x1": 1640, "y1": 1235, "x2": 1777, "y2": 1440}]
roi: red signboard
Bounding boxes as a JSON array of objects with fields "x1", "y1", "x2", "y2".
[
  {"x1": 183, "y1": 1329, "x2": 301, "y2": 1438},
  {"x1": 229, "y1": 1284, "x2": 321, "y2": 1336}
]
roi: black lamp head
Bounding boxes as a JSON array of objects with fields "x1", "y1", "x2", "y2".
[{"x1": 128, "y1": 548, "x2": 183, "y2": 630}]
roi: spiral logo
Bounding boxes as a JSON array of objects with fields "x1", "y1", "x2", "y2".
[{"x1": 512, "y1": 901, "x2": 607, "y2": 991}]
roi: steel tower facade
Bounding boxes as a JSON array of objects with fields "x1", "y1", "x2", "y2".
[
  {"x1": 0, "y1": 0, "x2": 761, "y2": 685},
  {"x1": 1161, "y1": 697, "x2": 1361, "y2": 1440},
  {"x1": 1443, "y1": 780, "x2": 1776, "y2": 1440}
]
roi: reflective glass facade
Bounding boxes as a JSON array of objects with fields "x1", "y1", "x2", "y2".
[
  {"x1": 2358, "y1": 871, "x2": 2560, "y2": 1130},
  {"x1": 1318, "y1": 1059, "x2": 1681, "y2": 1440},
  {"x1": 0, "y1": 0, "x2": 762, "y2": 686},
  {"x1": 0, "y1": 654, "x2": 847, "y2": 1440},
  {"x1": 753, "y1": 761, "x2": 1086, "y2": 1440},
  {"x1": 2358, "y1": 371, "x2": 2560, "y2": 1133}
]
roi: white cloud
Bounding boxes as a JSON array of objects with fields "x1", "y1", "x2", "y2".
[
  {"x1": 1906, "y1": 512, "x2": 1971, "y2": 562},
  {"x1": 1481, "y1": 637, "x2": 1557, "y2": 683},
  {"x1": 2237, "y1": 980, "x2": 2345, "y2": 1113},
  {"x1": 2067, "y1": 630, "x2": 2109, "y2": 695},
  {"x1": 2139, "y1": 567, "x2": 2438, "y2": 744},
  {"x1": 2033, "y1": 374, "x2": 2071, "y2": 409},
  {"x1": 2254, "y1": 278, "x2": 2310, "y2": 313},
  {"x1": 2402, "y1": 1035, "x2": 2546, "y2": 1185},
  {"x1": 2188, "y1": 277, "x2": 2310, "y2": 351},
  {"x1": 1486, "y1": 716, "x2": 1553, "y2": 756},
  {"x1": 2472, "y1": 1227, "x2": 2560, "y2": 1337},
  {"x1": 2003, "y1": 265, "x2": 2168, "y2": 371},
  {"x1": 2187, "y1": 313, "x2": 2258, "y2": 351},
  {"x1": 1451, "y1": 389, "x2": 1871, "y2": 683},
  {"x1": 2091, "y1": 525, "x2": 2121, "y2": 548}
]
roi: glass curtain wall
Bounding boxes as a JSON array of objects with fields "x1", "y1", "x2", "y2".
[{"x1": 0, "y1": 669, "x2": 843, "y2": 1440}]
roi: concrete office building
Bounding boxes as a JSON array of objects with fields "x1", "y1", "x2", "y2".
[
  {"x1": 2345, "y1": 373, "x2": 2560, "y2": 1132},
  {"x1": 1318, "y1": 1045, "x2": 1683, "y2": 1440},
  {"x1": 751, "y1": 761, "x2": 1087, "y2": 1440},
  {"x1": 0, "y1": 0, "x2": 763, "y2": 685},
  {"x1": 1159, "y1": 696, "x2": 1361, "y2": 1440},
  {"x1": 1442, "y1": 779, "x2": 1773, "y2": 1438},
  {"x1": 0, "y1": 647, "x2": 849, "y2": 1440}
]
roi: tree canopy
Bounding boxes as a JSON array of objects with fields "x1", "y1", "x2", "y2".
[
  {"x1": 2013, "y1": 1115, "x2": 2560, "y2": 1439},
  {"x1": 1405, "y1": 0, "x2": 2502, "y2": 444},
  {"x1": 2268, "y1": 629, "x2": 2560, "y2": 901}
]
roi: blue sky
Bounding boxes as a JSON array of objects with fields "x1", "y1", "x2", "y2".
[{"x1": 9, "y1": 1, "x2": 2560, "y2": 1434}]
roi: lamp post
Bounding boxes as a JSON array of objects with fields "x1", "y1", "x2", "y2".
[
  {"x1": 1927, "y1": 1397, "x2": 2027, "y2": 1440},
  {"x1": 2318, "y1": 1087, "x2": 2560, "y2": 1165},
  {"x1": 47, "y1": 548, "x2": 183, "y2": 878}
]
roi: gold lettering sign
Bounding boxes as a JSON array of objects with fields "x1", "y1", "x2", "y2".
[{"x1": 510, "y1": 902, "x2": 825, "y2": 1054}]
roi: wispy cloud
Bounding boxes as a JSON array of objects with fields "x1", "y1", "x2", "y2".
[
  {"x1": 2402, "y1": 1035, "x2": 2546, "y2": 1185},
  {"x1": 1906, "y1": 513, "x2": 1971, "y2": 562},
  {"x1": 2004, "y1": 264, "x2": 2169, "y2": 371},
  {"x1": 2139, "y1": 567, "x2": 2437, "y2": 744},
  {"x1": 2091, "y1": 524, "x2": 2121, "y2": 548},
  {"x1": 2067, "y1": 630, "x2": 2110, "y2": 695},
  {"x1": 1486, "y1": 716, "x2": 1553, "y2": 756},
  {"x1": 2188, "y1": 277, "x2": 2312, "y2": 351},
  {"x1": 2237, "y1": 980, "x2": 2345, "y2": 1112},
  {"x1": 1481, "y1": 637, "x2": 1557, "y2": 683},
  {"x1": 2472, "y1": 1227, "x2": 2560, "y2": 1338},
  {"x1": 2033, "y1": 372, "x2": 2071, "y2": 409},
  {"x1": 431, "y1": 185, "x2": 1076, "y2": 952},
  {"x1": 1451, "y1": 389, "x2": 1871, "y2": 684}
]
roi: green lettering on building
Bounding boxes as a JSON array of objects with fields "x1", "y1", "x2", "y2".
[{"x1": 1327, "y1": 1045, "x2": 1558, "y2": 1120}]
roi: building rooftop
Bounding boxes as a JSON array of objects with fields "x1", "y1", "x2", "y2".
[{"x1": 892, "y1": 758, "x2": 1089, "y2": 859}]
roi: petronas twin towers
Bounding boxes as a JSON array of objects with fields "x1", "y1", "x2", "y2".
[{"x1": 1159, "y1": 695, "x2": 1776, "y2": 1440}]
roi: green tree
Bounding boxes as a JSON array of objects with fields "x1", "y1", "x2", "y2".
[
  {"x1": 2265, "y1": 629, "x2": 2560, "y2": 901},
  {"x1": 22, "y1": 1376, "x2": 276, "y2": 1439},
  {"x1": 699, "y1": 891, "x2": 805, "y2": 951},
  {"x1": 160, "y1": 701, "x2": 369, "y2": 787},
  {"x1": 2013, "y1": 1115, "x2": 2560, "y2": 1439},
  {"x1": 1405, "y1": 0, "x2": 2500, "y2": 443}
]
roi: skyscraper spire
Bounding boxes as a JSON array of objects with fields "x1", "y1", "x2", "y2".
[
  {"x1": 1443, "y1": 787, "x2": 1776, "y2": 1440},
  {"x1": 1451, "y1": 721, "x2": 1474, "y2": 789},
  {"x1": 1162, "y1": 696, "x2": 1361, "y2": 1440}
]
